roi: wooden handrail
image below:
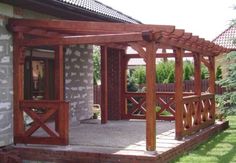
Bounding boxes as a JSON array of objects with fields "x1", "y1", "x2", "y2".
[
  {"x1": 20, "y1": 100, "x2": 67, "y2": 108},
  {"x1": 125, "y1": 92, "x2": 194, "y2": 96},
  {"x1": 17, "y1": 100, "x2": 69, "y2": 145}
]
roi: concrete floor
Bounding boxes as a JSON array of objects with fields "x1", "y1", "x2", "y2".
[{"x1": 69, "y1": 120, "x2": 175, "y2": 150}]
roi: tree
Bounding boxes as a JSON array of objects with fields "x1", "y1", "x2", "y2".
[
  {"x1": 216, "y1": 66, "x2": 222, "y2": 80},
  {"x1": 167, "y1": 69, "x2": 175, "y2": 83},
  {"x1": 93, "y1": 46, "x2": 101, "y2": 85},
  {"x1": 131, "y1": 66, "x2": 146, "y2": 84},
  {"x1": 127, "y1": 72, "x2": 138, "y2": 92},
  {"x1": 156, "y1": 60, "x2": 174, "y2": 83},
  {"x1": 184, "y1": 65, "x2": 191, "y2": 80},
  {"x1": 201, "y1": 64, "x2": 208, "y2": 79},
  {"x1": 216, "y1": 51, "x2": 236, "y2": 115}
]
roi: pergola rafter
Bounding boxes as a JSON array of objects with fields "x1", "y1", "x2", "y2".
[
  {"x1": 8, "y1": 18, "x2": 228, "y2": 152},
  {"x1": 8, "y1": 18, "x2": 228, "y2": 56}
]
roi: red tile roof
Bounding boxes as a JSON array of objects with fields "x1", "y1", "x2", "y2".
[
  {"x1": 59, "y1": 0, "x2": 141, "y2": 23},
  {"x1": 213, "y1": 24, "x2": 236, "y2": 50}
]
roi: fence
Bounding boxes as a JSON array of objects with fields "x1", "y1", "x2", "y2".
[{"x1": 93, "y1": 79, "x2": 225, "y2": 105}]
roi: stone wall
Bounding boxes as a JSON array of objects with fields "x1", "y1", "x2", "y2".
[
  {"x1": 0, "y1": 16, "x2": 13, "y2": 146},
  {"x1": 65, "y1": 45, "x2": 93, "y2": 123}
]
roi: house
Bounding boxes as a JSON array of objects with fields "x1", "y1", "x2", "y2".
[
  {"x1": 213, "y1": 24, "x2": 236, "y2": 78},
  {"x1": 0, "y1": 0, "x2": 140, "y2": 148},
  {"x1": 0, "y1": 0, "x2": 229, "y2": 162}
]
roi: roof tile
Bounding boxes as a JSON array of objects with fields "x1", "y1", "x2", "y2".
[
  {"x1": 213, "y1": 25, "x2": 236, "y2": 49},
  {"x1": 59, "y1": 0, "x2": 141, "y2": 23}
]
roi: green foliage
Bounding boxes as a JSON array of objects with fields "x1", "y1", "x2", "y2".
[
  {"x1": 128, "y1": 60, "x2": 209, "y2": 87},
  {"x1": 216, "y1": 51, "x2": 236, "y2": 115},
  {"x1": 156, "y1": 60, "x2": 175, "y2": 83},
  {"x1": 167, "y1": 69, "x2": 175, "y2": 83},
  {"x1": 184, "y1": 60, "x2": 194, "y2": 76},
  {"x1": 216, "y1": 66, "x2": 222, "y2": 80},
  {"x1": 201, "y1": 64, "x2": 208, "y2": 79},
  {"x1": 127, "y1": 73, "x2": 138, "y2": 92},
  {"x1": 93, "y1": 46, "x2": 101, "y2": 85},
  {"x1": 184, "y1": 65, "x2": 191, "y2": 80},
  {"x1": 131, "y1": 66, "x2": 146, "y2": 84}
]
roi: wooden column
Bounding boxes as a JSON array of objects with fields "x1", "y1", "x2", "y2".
[
  {"x1": 101, "y1": 46, "x2": 108, "y2": 124},
  {"x1": 145, "y1": 42, "x2": 156, "y2": 151},
  {"x1": 54, "y1": 45, "x2": 64, "y2": 132},
  {"x1": 55, "y1": 45, "x2": 64, "y2": 100},
  {"x1": 194, "y1": 54, "x2": 202, "y2": 125},
  {"x1": 208, "y1": 56, "x2": 216, "y2": 120},
  {"x1": 13, "y1": 33, "x2": 25, "y2": 141},
  {"x1": 120, "y1": 52, "x2": 128, "y2": 119},
  {"x1": 175, "y1": 48, "x2": 184, "y2": 140}
]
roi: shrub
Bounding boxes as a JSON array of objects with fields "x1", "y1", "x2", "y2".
[
  {"x1": 216, "y1": 66, "x2": 222, "y2": 80},
  {"x1": 216, "y1": 51, "x2": 236, "y2": 116}
]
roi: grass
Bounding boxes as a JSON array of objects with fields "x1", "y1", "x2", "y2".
[{"x1": 172, "y1": 116, "x2": 236, "y2": 163}]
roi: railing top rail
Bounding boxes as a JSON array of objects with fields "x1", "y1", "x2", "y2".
[
  {"x1": 125, "y1": 91, "x2": 195, "y2": 95},
  {"x1": 20, "y1": 100, "x2": 69, "y2": 103},
  {"x1": 183, "y1": 93, "x2": 214, "y2": 102}
]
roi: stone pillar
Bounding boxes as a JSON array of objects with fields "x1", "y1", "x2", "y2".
[
  {"x1": 0, "y1": 16, "x2": 13, "y2": 146},
  {"x1": 64, "y1": 45, "x2": 93, "y2": 123}
]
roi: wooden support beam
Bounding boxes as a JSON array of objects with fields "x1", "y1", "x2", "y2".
[
  {"x1": 175, "y1": 48, "x2": 184, "y2": 140},
  {"x1": 8, "y1": 18, "x2": 175, "y2": 34},
  {"x1": 10, "y1": 26, "x2": 63, "y2": 38},
  {"x1": 54, "y1": 45, "x2": 64, "y2": 100},
  {"x1": 125, "y1": 52, "x2": 194, "y2": 59},
  {"x1": 101, "y1": 46, "x2": 108, "y2": 124},
  {"x1": 21, "y1": 33, "x2": 144, "y2": 47},
  {"x1": 145, "y1": 42, "x2": 157, "y2": 151},
  {"x1": 200, "y1": 56, "x2": 210, "y2": 68},
  {"x1": 13, "y1": 33, "x2": 25, "y2": 141},
  {"x1": 120, "y1": 55, "x2": 129, "y2": 119},
  {"x1": 194, "y1": 54, "x2": 202, "y2": 125},
  {"x1": 54, "y1": 45, "x2": 64, "y2": 132},
  {"x1": 156, "y1": 37, "x2": 218, "y2": 56},
  {"x1": 194, "y1": 54, "x2": 202, "y2": 95},
  {"x1": 209, "y1": 57, "x2": 215, "y2": 93},
  {"x1": 128, "y1": 42, "x2": 147, "y2": 60},
  {"x1": 208, "y1": 56, "x2": 216, "y2": 120}
]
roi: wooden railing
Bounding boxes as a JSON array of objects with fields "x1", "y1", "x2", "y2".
[
  {"x1": 181, "y1": 93, "x2": 215, "y2": 137},
  {"x1": 15, "y1": 100, "x2": 69, "y2": 145},
  {"x1": 123, "y1": 92, "x2": 194, "y2": 120}
]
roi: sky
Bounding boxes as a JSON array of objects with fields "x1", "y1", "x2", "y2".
[{"x1": 98, "y1": 0, "x2": 235, "y2": 41}]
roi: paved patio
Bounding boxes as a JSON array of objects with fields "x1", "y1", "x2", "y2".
[
  {"x1": 15, "y1": 120, "x2": 228, "y2": 162},
  {"x1": 70, "y1": 120, "x2": 175, "y2": 150}
]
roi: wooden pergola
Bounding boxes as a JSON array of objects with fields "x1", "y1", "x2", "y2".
[{"x1": 7, "y1": 18, "x2": 228, "y2": 151}]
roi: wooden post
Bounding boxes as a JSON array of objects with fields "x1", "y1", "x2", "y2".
[
  {"x1": 54, "y1": 45, "x2": 64, "y2": 132},
  {"x1": 101, "y1": 46, "x2": 108, "y2": 124},
  {"x1": 145, "y1": 42, "x2": 156, "y2": 151},
  {"x1": 175, "y1": 48, "x2": 184, "y2": 140},
  {"x1": 194, "y1": 54, "x2": 202, "y2": 125},
  {"x1": 13, "y1": 33, "x2": 25, "y2": 142},
  {"x1": 55, "y1": 45, "x2": 64, "y2": 100},
  {"x1": 120, "y1": 53, "x2": 128, "y2": 119},
  {"x1": 208, "y1": 56, "x2": 216, "y2": 120}
]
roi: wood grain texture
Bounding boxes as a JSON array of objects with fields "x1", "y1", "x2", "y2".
[
  {"x1": 174, "y1": 48, "x2": 184, "y2": 140},
  {"x1": 145, "y1": 42, "x2": 157, "y2": 151}
]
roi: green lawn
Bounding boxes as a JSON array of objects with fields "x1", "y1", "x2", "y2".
[{"x1": 172, "y1": 116, "x2": 236, "y2": 163}]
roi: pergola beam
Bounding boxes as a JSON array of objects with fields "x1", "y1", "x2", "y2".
[
  {"x1": 8, "y1": 18, "x2": 175, "y2": 34},
  {"x1": 125, "y1": 52, "x2": 194, "y2": 59},
  {"x1": 9, "y1": 26, "x2": 63, "y2": 38},
  {"x1": 8, "y1": 19, "x2": 228, "y2": 55},
  {"x1": 156, "y1": 37, "x2": 220, "y2": 56},
  {"x1": 20, "y1": 33, "x2": 144, "y2": 47}
]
